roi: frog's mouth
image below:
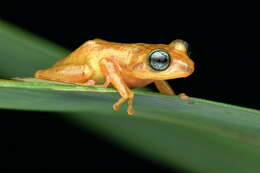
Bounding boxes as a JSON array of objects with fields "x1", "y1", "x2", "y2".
[
  {"x1": 156, "y1": 61, "x2": 194, "y2": 80},
  {"x1": 150, "y1": 70, "x2": 194, "y2": 80},
  {"x1": 176, "y1": 63, "x2": 194, "y2": 76},
  {"x1": 128, "y1": 59, "x2": 194, "y2": 80}
]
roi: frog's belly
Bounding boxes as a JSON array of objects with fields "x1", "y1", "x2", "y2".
[
  {"x1": 122, "y1": 74, "x2": 153, "y2": 88},
  {"x1": 90, "y1": 68, "x2": 152, "y2": 87}
]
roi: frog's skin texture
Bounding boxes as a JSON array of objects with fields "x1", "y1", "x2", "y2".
[{"x1": 35, "y1": 39, "x2": 194, "y2": 115}]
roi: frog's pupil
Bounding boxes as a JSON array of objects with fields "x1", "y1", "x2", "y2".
[{"x1": 149, "y1": 50, "x2": 170, "y2": 71}]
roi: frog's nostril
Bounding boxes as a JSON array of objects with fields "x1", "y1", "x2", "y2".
[{"x1": 188, "y1": 66, "x2": 194, "y2": 74}]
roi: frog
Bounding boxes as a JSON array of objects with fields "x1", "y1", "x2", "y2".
[{"x1": 35, "y1": 39, "x2": 194, "y2": 115}]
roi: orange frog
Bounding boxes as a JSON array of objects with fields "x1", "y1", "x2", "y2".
[{"x1": 35, "y1": 39, "x2": 194, "y2": 115}]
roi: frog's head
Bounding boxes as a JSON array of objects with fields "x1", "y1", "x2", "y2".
[{"x1": 129, "y1": 40, "x2": 195, "y2": 80}]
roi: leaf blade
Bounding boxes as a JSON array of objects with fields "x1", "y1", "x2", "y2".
[{"x1": 1, "y1": 19, "x2": 260, "y2": 173}]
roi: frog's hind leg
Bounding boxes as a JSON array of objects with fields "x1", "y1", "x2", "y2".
[{"x1": 35, "y1": 64, "x2": 94, "y2": 85}]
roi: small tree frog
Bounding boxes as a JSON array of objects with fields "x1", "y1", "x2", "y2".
[{"x1": 35, "y1": 39, "x2": 194, "y2": 115}]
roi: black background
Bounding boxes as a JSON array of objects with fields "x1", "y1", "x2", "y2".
[{"x1": 0, "y1": 1, "x2": 259, "y2": 172}]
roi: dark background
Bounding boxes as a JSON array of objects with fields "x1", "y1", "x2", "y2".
[{"x1": 0, "y1": 1, "x2": 259, "y2": 172}]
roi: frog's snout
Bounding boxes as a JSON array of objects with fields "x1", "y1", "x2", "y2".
[
  {"x1": 185, "y1": 63, "x2": 194, "y2": 75},
  {"x1": 180, "y1": 59, "x2": 195, "y2": 77}
]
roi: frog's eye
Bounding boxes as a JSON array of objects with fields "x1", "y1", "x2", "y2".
[{"x1": 148, "y1": 49, "x2": 171, "y2": 71}]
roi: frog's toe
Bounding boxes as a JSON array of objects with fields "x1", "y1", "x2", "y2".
[
  {"x1": 86, "y1": 80, "x2": 96, "y2": 86},
  {"x1": 113, "y1": 97, "x2": 126, "y2": 111},
  {"x1": 127, "y1": 99, "x2": 134, "y2": 115},
  {"x1": 113, "y1": 97, "x2": 135, "y2": 115},
  {"x1": 127, "y1": 107, "x2": 134, "y2": 115},
  {"x1": 178, "y1": 93, "x2": 189, "y2": 100},
  {"x1": 113, "y1": 103, "x2": 120, "y2": 111}
]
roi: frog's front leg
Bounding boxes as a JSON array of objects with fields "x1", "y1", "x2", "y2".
[
  {"x1": 154, "y1": 80, "x2": 175, "y2": 95},
  {"x1": 154, "y1": 80, "x2": 189, "y2": 99},
  {"x1": 100, "y1": 58, "x2": 134, "y2": 115}
]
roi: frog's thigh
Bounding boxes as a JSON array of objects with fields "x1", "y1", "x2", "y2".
[
  {"x1": 154, "y1": 80, "x2": 175, "y2": 95},
  {"x1": 35, "y1": 64, "x2": 93, "y2": 83}
]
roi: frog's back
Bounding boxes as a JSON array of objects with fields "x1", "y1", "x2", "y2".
[
  {"x1": 53, "y1": 39, "x2": 131, "y2": 66},
  {"x1": 52, "y1": 39, "x2": 102, "y2": 66},
  {"x1": 36, "y1": 39, "x2": 138, "y2": 83}
]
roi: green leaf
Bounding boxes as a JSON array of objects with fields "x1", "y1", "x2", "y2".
[
  {"x1": 1, "y1": 20, "x2": 260, "y2": 173},
  {"x1": 0, "y1": 20, "x2": 69, "y2": 78}
]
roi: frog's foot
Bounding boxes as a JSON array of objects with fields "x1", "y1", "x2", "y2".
[
  {"x1": 178, "y1": 93, "x2": 189, "y2": 100},
  {"x1": 86, "y1": 80, "x2": 96, "y2": 86},
  {"x1": 113, "y1": 97, "x2": 135, "y2": 115},
  {"x1": 74, "y1": 79, "x2": 112, "y2": 88},
  {"x1": 73, "y1": 80, "x2": 97, "y2": 87}
]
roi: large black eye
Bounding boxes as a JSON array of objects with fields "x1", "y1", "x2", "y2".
[{"x1": 148, "y1": 49, "x2": 171, "y2": 71}]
